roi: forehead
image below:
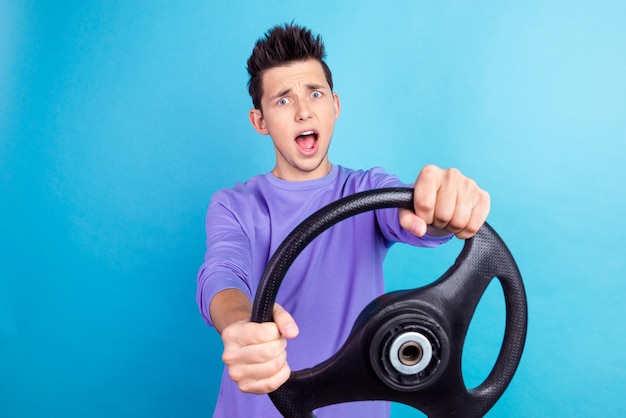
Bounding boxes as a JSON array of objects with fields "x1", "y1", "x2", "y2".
[{"x1": 261, "y1": 59, "x2": 329, "y2": 96}]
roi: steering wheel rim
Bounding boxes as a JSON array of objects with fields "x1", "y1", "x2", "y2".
[{"x1": 251, "y1": 188, "x2": 527, "y2": 418}]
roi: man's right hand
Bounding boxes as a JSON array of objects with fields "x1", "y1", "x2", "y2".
[{"x1": 220, "y1": 303, "x2": 299, "y2": 394}]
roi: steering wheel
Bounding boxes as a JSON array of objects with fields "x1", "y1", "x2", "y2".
[{"x1": 251, "y1": 188, "x2": 527, "y2": 418}]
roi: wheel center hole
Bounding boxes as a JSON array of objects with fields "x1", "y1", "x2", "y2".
[{"x1": 399, "y1": 341, "x2": 423, "y2": 366}]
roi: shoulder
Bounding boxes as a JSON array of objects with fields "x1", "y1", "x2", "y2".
[
  {"x1": 210, "y1": 174, "x2": 268, "y2": 206},
  {"x1": 206, "y1": 174, "x2": 276, "y2": 228}
]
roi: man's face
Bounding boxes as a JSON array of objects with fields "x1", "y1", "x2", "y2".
[{"x1": 249, "y1": 59, "x2": 340, "y2": 181}]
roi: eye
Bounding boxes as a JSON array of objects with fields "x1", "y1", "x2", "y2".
[
  {"x1": 277, "y1": 97, "x2": 290, "y2": 106},
  {"x1": 311, "y1": 91, "x2": 323, "y2": 99}
]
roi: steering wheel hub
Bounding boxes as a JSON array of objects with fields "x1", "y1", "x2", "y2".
[{"x1": 370, "y1": 310, "x2": 447, "y2": 391}]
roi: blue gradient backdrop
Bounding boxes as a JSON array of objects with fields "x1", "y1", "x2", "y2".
[{"x1": 1, "y1": 1, "x2": 624, "y2": 417}]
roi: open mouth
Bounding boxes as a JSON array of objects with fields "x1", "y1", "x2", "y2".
[{"x1": 295, "y1": 130, "x2": 319, "y2": 153}]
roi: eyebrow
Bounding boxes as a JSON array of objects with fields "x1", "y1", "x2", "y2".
[
  {"x1": 269, "y1": 84, "x2": 328, "y2": 101},
  {"x1": 269, "y1": 88, "x2": 292, "y2": 101}
]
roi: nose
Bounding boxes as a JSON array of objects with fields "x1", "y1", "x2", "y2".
[{"x1": 296, "y1": 100, "x2": 312, "y2": 121}]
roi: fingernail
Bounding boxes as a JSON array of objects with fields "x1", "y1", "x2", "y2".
[{"x1": 283, "y1": 323, "x2": 298, "y2": 337}]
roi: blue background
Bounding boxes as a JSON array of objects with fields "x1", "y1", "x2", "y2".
[{"x1": 1, "y1": 1, "x2": 625, "y2": 417}]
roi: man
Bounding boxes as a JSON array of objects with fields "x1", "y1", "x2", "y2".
[{"x1": 197, "y1": 23, "x2": 490, "y2": 417}]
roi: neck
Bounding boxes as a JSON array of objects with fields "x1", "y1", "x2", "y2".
[{"x1": 272, "y1": 161, "x2": 332, "y2": 182}]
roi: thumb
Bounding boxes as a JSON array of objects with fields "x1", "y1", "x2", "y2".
[
  {"x1": 398, "y1": 208, "x2": 428, "y2": 237},
  {"x1": 273, "y1": 303, "x2": 299, "y2": 339}
]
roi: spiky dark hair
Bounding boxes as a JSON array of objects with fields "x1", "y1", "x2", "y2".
[{"x1": 246, "y1": 23, "x2": 333, "y2": 110}]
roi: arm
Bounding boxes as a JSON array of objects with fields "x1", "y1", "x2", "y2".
[
  {"x1": 400, "y1": 165, "x2": 491, "y2": 239},
  {"x1": 210, "y1": 288, "x2": 253, "y2": 334},
  {"x1": 198, "y1": 193, "x2": 300, "y2": 394}
]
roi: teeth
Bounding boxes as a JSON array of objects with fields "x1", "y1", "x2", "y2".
[{"x1": 301, "y1": 130, "x2": 315, "y2": 136}]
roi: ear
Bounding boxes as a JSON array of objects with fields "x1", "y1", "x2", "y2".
[
  {"x1": 333, "y1": 92, "x2": 341, "y2": 120},
  {"x1": 249, "y1": 108, "x2": 269, "y2": 135}
]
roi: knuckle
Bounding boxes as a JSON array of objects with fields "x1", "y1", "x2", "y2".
[
  {"x1": 271, "y1": 352, "x2": 287, "y2": 371},
  {"x1": 252, "y1": 323, "x2": 273, "y2": 341},
  {"x1": 433, "y1": 207, "x2": 453, "y2": 226},
  {"x1": 414, "y1": 198, "x2": 433, "y2": 213},
  {"x1": 433, "y1": 219, "x2": 449, "y2": 230},
  {"x1": 222, "y1": 351, "x2": 235, "y2": 365},
  {"x1": 466, "y1": 224, "x2": 481, "y2": 235},
  {"x1": 238, "y1": 380, "x2": 255, "y2": 393},
  {"x1": 445, "y1": 167, "x2": 462, "y2": 181},
  {"x1": 449, "y1": 167, "x2": 461, "y2": 176},
  {"x1": 463, "y1": 220, "x2": 480, "y2": 235},
  {"x1": 447, "y1": 217, "x2": 465, "y2": 232},
  {"x1": 221, "y1": 326, "x2": 236, "y2": 342},
  {"x1": 258, "y1": 344, "x2": 278, "y2": 361},
  {"x1": 419, "y1": 164, "x2": 438, "y2": 182},
  {"x1": 254, "y1": 380, "x2": 276, "y2": 394},
  {"x1": 228, "y1": 366, "x2": 244, "y2": 382},
  {"x1": 422, "y1": 164, "x2": 438, "y2": 174},
  {"x1": 265, "y1": 377, "x2": 284, "y2": 393},
  {"x1": 481, "y1": 189, "x2": 491, "y2": 205}
]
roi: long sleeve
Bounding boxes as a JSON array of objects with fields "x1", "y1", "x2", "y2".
[{"x1": 196, "y1": 193, "x2": 253, "y2": 327}]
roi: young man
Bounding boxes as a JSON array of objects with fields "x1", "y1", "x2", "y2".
[{"x1": 197, "y1": 24, "x2": 490, "y2": 417}]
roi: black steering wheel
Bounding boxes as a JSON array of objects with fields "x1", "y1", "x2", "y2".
[{"x1": 251, "y1": 188, "x2": 527, "y2": 418}]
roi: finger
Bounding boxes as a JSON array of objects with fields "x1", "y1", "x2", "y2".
[
  {"x1": 446, "y1": 195, "x2": 472, "y2": 235},
  {"x1": 456, "y1": 189, "x2": 490, "y2": 239},
  {"x1": 431, "y1": 172, "x2": 459, "y2": 230},
  {"x1": 224, "y1": 335, "x2": 288, "y2": 365},
  {"x1": 221, "y1": 320, "x2": 282, "y2": 347},
  {"x1": 413, "y1": 165, "x2": 441, "y2": 225},
  {"x1": 398, "y1": 208, "x2": 428, "y2": 237},
  {"x1": 273, "y1": 303, "x2": 299, "y2": 339},
  {"x1": 225, "y1": 338, "x2": 287, "y2": 374},
  {"x1": 236, "y1": 358, "x2": 292, "y2": 394},
  {"x1": 444, "y1": 178, "x2": 475, "y2": 234}
]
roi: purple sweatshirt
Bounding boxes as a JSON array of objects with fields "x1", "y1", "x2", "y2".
[{"x1": 197, "y1": 165, "x2": 451, "y2": 417}]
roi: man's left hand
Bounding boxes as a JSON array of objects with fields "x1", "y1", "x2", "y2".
[{"x1": 399, "y1": 164, "x2": 491, "y2": 239}]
